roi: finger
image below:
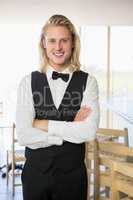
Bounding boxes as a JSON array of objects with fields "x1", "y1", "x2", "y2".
[{"x1": 80, "y1": 108, "x2": 91, "y2": 113}]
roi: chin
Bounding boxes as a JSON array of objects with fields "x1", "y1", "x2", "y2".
[{"x1": 53, "y1": 60, "x2": 66, "y2": 65}]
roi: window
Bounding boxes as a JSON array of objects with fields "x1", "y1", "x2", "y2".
[
  {"x1": 80, "y1": 26, "x2": 133, "y2": 129},
  {"x1": 80, "y1": 26, "x2": 108, "y2": 127}
]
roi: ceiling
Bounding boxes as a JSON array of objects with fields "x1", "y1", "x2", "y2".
[{"x1": 0, "y1": 0, "x2": 133, "y2": 25}]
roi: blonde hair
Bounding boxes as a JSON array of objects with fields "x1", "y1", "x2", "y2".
[{"x1": 39, "y1": 14, "x2": 81, "y2": 73}]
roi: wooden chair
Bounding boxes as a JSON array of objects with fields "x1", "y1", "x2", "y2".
[
  {"x1": 96, "y1": 128, "x2": 128, "y2": 146},
  {"x1": 86, "y1": 127, "x2": 129, "y2": 200},
  {"x1": 6, "y1": 123, "x2": 25, "y2": 196},
  {"x1": 85, "y1": 139, "x2": 99, "y2": 200},
  {"x1": 97, "y1": 141, "x2": 133, "y2": 200}
]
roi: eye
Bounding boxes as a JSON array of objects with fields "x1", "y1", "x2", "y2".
[
  {"x1": 62, "y1": 38, "x2": 69, "y2": 43},
  {"x1": 48, "y1": 39, "x2": 56, "y2": 43}
]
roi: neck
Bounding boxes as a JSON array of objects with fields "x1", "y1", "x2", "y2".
[
  {"x1": 50, "y1": 64, "x2": 70, "y2": 72},
  {"x1": 48, "y1": 60, "x2": 71, "y2": 72},
  {"x1": 53, "y1": 67, "x2": 68, "y2": 72}
]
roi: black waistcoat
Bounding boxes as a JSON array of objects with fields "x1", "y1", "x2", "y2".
[{"x1": 25, "y1": 70, "x2": 88, "y2": 173}]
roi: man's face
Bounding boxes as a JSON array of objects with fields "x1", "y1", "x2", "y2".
[{"x1": 43, "y1": 25, "x2": 74, "y2": 70}]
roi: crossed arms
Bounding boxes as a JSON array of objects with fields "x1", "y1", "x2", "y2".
[{"x1": 16, "y1": 74, "x2": 100, "y2": 149}]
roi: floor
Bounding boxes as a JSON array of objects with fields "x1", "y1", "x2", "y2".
[{"x1": 0, "y1": 167, "x2": 23, "y2": 200}]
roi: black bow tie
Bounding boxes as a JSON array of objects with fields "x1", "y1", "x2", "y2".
[{"x1": 52, "y1": 71, "x2": 69, "y2": 82}]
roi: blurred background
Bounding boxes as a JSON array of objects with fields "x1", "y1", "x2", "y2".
[{"x1": 0, "y1": 0, "x2": 133, "y2": 199}]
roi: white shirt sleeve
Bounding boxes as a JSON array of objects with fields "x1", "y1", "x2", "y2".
[
  {"x1": 16, "y1": 74, "x2": 63, "y2": 149},
  {"x1": 48, "y1": 75, "x2": 100, "y2": 144}
]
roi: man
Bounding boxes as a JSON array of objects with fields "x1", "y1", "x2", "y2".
[{"x1": 16, "y1": 14, "x2": 100, "y2": 200}]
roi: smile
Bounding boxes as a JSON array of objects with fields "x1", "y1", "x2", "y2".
[{"x1": 53, "y1": 52, "x2": 64, "y2": 57}]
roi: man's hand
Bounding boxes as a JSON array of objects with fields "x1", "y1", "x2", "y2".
[
  {"x1": 32, "y1": 119, "x2": 48, "y2": 132},
  {"x1": 74, "y1": 106, "x2": 92, "y2": 122},
  {"x1": 33, "y1": 106, "x2": 92, "y2": 131}
]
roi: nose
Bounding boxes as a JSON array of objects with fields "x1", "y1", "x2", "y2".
[{"x1": 55, "y1": 41, "x2": 62, "y2": 50}]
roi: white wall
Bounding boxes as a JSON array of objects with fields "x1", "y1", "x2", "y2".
[{"x1": 0, "y1": 0, "x2": 133, "y2": 25}]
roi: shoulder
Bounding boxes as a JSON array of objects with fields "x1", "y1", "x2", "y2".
[
  {"x1": 87, "y1": 74, "x2": 98, "y2": 85},
  {"x1": 31, "y1": 70, "x2": 42, "y2": 76},
  {"x1": 75, "y1": 69, "x2": 88, "y2": 76},
  {"x1": 19, "y1": 70, "x2": 43, "y2": 86},
  {"x1": 31, "y1": 70, "x2": 46, "y2": 81},
  {"x1": 18, "y1": 73, "x2": 31, "y2": 88},
  {"x1": 86, "y1": 74, "x2": 98, "y2": 93},
  {"x1": 77, "y1": 69, "x2": 98, "y2": 85},
  {"x1": 80, "y1": 70, "x2": 98, "y2": 91}
]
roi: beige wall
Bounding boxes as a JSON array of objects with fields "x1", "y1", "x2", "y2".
[{"x1": 0, "y1": 0, "x2": 133, "y2": 25}]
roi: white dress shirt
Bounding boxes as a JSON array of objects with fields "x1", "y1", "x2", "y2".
[{"x1": 16, "y1": 66, "x2": 100, "y2": 149}]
